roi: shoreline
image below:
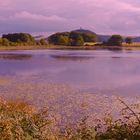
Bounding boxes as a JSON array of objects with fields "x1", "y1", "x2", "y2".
[{"x1": 0, "y1": 45, "x2": 140, "y2": 51}]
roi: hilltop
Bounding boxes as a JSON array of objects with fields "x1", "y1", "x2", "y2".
[{"x1": 47, "y1": 29, "x2": 140, "y2": 43}]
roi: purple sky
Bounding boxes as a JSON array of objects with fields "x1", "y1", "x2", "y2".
[{"x1": 0, "y1": 0, "x2": 140, "y2": 35}]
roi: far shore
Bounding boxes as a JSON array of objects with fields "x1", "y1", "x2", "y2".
[{"x1": 0, "y1": 45, "x2": 140, "y2": 51}]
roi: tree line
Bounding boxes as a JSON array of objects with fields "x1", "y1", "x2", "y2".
[
  {"x1": 104, "y1": 35, "x2": 132, "y2": 46},
  {"x1": 48, "y1": 32, "x2": 133, "y2": 47},
  {"x1": 0, "y1": 32, "x2": 133, "y2": 47},
  {"x1": 0, "y1": 33, "x2": 48, "y2": 46},
  {"x1": 48, "y1": 31, "x2": 97, "y2": 46}
]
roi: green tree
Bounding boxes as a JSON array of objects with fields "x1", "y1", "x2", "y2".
[
  {"x1": 48, "y1": 32, "x2": 69, "y2": 45},
  {"x1": 57, "y1": 35, "x2": 69, "y2": 45},
  {"x1": 0, "y1": 38, "x2": 10, "y2": 46},
  {"x1": 0, "y1": 38, "x2": 3, "y2": 46},
  {"x1": 2, "y1": 33, "x2": 35, "y2": 45},
  {"x1": 125, "y1": 37, "x2": 133, "y2": 44},
  {"x1": 48, "y1": 31, "x2": 97, "y2": 46},
  {"x1": 70, "y1": 32, "x2": 84, "y2": 46},
  {"x1": 82, "y1": 33, "x2": 97, "y2": 42},
  {"x1": 39, "y1": 39, "x2": 48, "y2": 45},
  {"x1": 74, "y1": 36, "x2": 84, "y2": 46},
  {"x1": 107, "y1": 35, "x2": 123, "y2": 46}
]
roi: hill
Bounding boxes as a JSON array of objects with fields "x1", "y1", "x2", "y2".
[
  {"x1": 48, "y1": 29, "x2": 98, "y2": 46},
  {"x1": 48, "y1": 29, "x2": 140, "y2": 43},
  {"x1": 73, "y1": 29, "x2": 111, "y2": 42},
  {"x1": 73, "y1": 29, "x2": 96, "y2": 34},
  {"x1": 132, "y1": 37, "x2": 140, "y2": 42},
  {"x1": 97, "y1": 34, "x2": 111, "y2": 42}
]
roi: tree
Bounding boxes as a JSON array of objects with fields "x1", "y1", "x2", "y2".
[
  {"x1": 107, "y1": 35, "x2": 123, "y2": 46},
  {"x1": 2, "y1": 38, "x2": 10, "y2": 46},
  {"x1": 2, "y1": 33, "x2": 35, "y2": 45},
  {"x1": 48, "y1": 31, "x2": 95, "y2": 46},
  {"x1": 57, "y1": 35, "x2": 69, "y2": 45},
  {"x1": 74, "y1": 36, "x2": 84, "y2": 46},
  {"x1": 0, "y1": 38, "x2": 10, "y2": 46},
  {"x1": 48, "y1": 32, "x2": 69, "y2": 45},
  {"x1": 125, "y1": 37, "x2": 133, "y2": 44},
  {"x1": 70, "y1": 32, "x2": 84, "y2": 46},
  {"x1": 39, "y1": 39, "x2": 48, "y2": 45},
  {"x1": 82, "y1": 33, "x2": 97, "y2": 42}
]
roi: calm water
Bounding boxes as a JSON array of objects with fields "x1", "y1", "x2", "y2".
[{"x1": 0, "y1": 49, "x2": 140, "y2": 97}]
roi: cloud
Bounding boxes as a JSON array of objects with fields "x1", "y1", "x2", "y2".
[
  {"x1": 0, "y1": 0, "x2": 140, "y2": 35},
  {"x1": 9, "y1": 11, "x2": 66, "y2": 22}
]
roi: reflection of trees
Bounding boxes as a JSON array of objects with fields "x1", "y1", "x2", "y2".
[
  {"x1": 50, "y1": 55, "x2": 94, "y2": 61},
  {"x1": 0, "y1": 54, "x2": 32, "y2": 60}
]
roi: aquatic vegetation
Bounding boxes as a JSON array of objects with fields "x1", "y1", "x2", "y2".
[{"x1": 0, "y1": 97, "x2": 139, "y2": 140}]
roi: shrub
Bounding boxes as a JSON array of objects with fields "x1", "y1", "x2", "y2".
[
  {"x1": 0, "y1": 99, "x2": 55, "y2": 139},
  {"x1": 0, "y1": 98, "x2": 139, "y2": 140}
]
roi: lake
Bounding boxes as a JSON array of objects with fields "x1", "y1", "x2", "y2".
[
  {"x1": 0, "y1": 49, "x2": 140, "y2": 124},
  {"x1": 0, "y1": 49, "x2": 140, "y2": 97}
]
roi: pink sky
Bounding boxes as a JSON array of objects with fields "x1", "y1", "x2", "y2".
[{"x1": 0, "y1": 0, "x2": 140, "y2": 35}]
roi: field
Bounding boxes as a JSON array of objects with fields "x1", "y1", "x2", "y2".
[
  {"x1": 0, "y1": 41, "x2": 140, "y2": 51},
  {"x1": 123, "y1": 42, "x2": 140, "y2": 47},
  {"x1": 0, "y1": 45, "x2": 50, "y2": 50}
]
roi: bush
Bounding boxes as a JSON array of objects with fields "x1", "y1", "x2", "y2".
[
  {"x1": 0, "y1": 99, "x2": 55, "y2": 139},
  {"x1": 0, "y1": 98, "x2": 139, "y2": 140}
]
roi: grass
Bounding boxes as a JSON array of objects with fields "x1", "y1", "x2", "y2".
[
  {"x1": 0, "y1": 45, "x2": 50, "y2": 51},
  {"x1": 122, "y1": 42, "x2": 140, "y2": 51},
  {"x1": 122, "y1": 42, "x2": 140, "y2": 47},
  {"x1": 84, "y1": 42, "x2": 102, "y2": 46},
  {"x1": 1, "y1": 42, "x2": 140, "y2": 51}
]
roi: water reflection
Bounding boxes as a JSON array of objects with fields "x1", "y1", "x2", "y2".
[
  {"x1": 0, "y1": 50, "x2": 140, "y2": 97},
  {"x1": 112, "y1": 57, "x2": 121, "y2": 59},
  {"x1": 50, "y1": 54, "x2": 95, "y2": 61},
  {"x1": 0, "y1": 54, "x2": 32, "y2": 60}
]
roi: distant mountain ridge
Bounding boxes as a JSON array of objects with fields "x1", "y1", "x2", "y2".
[{"x1": 132, "y1": 37, "x2": 140, "y2": 42}]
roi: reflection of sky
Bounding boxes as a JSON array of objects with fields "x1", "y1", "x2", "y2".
[{"x1": 0, "y1": 50, "x2": 140, "y2": 96}]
